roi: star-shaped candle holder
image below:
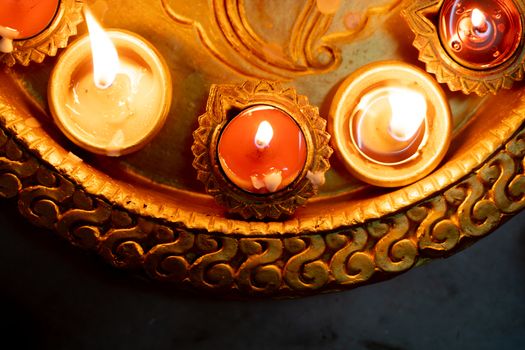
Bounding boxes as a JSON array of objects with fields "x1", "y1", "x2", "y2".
[
  {"x1": 0, "y1": 0, "x2": 84, "y2": 67},
  {"x1": 192, "y1": 81, "x2": 332, "y2": 220},
  {"x1": 402, "y1": 0, "x2": 525, "y2": 95}
]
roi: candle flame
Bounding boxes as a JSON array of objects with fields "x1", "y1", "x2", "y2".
[
  {"x1": 387, "y1": 87, "x2": 427, "y2": 142},
  {"x1": 84, "y1": 8, "x2": 120, "y2": 89},
  {"x1": 471, "y1": 8, "x2": 486, "y2": 29},
  {"x1": 254, "y1": 120, "x2": 274, "y2": 149}
]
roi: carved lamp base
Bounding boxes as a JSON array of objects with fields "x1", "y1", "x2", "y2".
[{"x1": 192, "y1": 81, "x2": 332, "y2": 220}]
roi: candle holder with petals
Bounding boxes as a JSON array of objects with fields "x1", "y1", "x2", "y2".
[
  {"x1": 192, "y1": 80, "x2": 333, "y2": 220},
  {"x1": 0, "y1": 0, "x2": 84, "y2": 67},
  {"x1": 402, "y1": 0, "x2": 525, "y2": 96}
]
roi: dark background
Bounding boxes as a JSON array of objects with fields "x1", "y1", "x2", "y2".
[{"x1": 0, "y1": 198, "x2": 524, "y2": 350}]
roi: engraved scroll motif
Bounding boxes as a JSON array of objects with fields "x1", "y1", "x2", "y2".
[
  {"x1": 1, "y1": 120, "x2": 525, "y2": 295},
  {"x1": 284, "y1": 236, "x2": 329, "y2": 291},
  {"x1": 237, "y1": 239, "x2": 283, "y2": 293},
  {"x1": 161, "y1": 0, "x2": 402, "y2": 79},
  {"x1": 328, "y1": 228, "x2": 375, "y2": 285}
]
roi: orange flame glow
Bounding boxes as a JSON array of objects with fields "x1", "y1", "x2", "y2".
[
  {"x1": 471, "y1": 8, "x2": 487, "y2": 29},
  {"x1": 387, "y1": 87, "x2": 427, "y2": 142},
  {"x1": 84, "y1": 8, "x2": 120, "y2": 89},
  {"x1": 254, "y1": 120, "x2": 274, "y2": 149}
]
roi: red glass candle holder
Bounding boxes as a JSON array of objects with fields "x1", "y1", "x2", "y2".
[
  {"x1": 192, "y1": 81, "x2": 332, "y2": 220},
  {"x1": 402, "y1": 0, "x2": 525, "y2": 95},
  {"x1": 0, "y1": 0, "x2": 84, "y2": 66},
  {"x1": 217, "y1": 105, "x2": 308, "y2": 194},
  {"x1": 0, "y1": 0, "x2": 60, "y2": 40},
  {"x1": 439, "y1": 0, "x2": 522, "y2": 70}
]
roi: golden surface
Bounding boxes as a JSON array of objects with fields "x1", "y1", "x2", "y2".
[
  {"x1": 402, "y1": 0, "x2": 525, "y2": 96},
  {"x1": 0, "y1": 0, "x2": 523, "y2": 296}
]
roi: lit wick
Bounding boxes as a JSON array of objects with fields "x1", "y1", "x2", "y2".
[
  {"x1": 48, "y1": 6, "x2": 172, "y2": 156},
  {"x1": 471, "y1": 8, "x2": 488, "y2": 34},
  {"x1": 387, "y1": 87, "x2": 427, "y2": 142},
  {"x1": 84, "y1": 8, "x2": 119, "y2": 89},
  {"x1": 79, "y1": 8, "x2": 134, "y2": 132},
  {"x1": 254, "y1": 120, "x2": 273, "y2": 150},
  {"x1": 252, "y1": 120, "x2": 281, "y2": 192},
  {"x1": 0, "y1": 25, "x2": 19, "y2": 53},
  {"x1": 351, "y1": 85, "x2": 428, "y2": 165},
  {"x1": 217, "y1": 105, "x2": 307, "y2": 194}
]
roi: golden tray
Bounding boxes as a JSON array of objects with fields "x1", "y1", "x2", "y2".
[{"x1": 0, "y1": 0, "x2": 524, "y2": 297}]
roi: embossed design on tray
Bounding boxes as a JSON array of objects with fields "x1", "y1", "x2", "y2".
[
  {"x1": 0, "y1": 82, "x2": 522, "y2": 236},
  {"x1": 322, "y1": 0, "x2": 402, "y2": 45},
  {"x1": 0, "y1": 0, "x2": 523, "y2": 297},
  {"x1": 402, "y1": 0, "x2": 525, "y2": 96},
  {"x1": 0, "y1": 0, "x2": 84, "y2": 67},
  {"x1": 161, "y1": 0, "x2": 401, "y2": 79},
  {"x1": 1, "y1": 115, "x2": 523, "y2": 295}
]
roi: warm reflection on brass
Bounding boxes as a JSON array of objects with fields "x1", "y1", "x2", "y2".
[
  {"x1": 329, "y1": 61, "x2": 452, "y2": 187},
  {"x1": 0, "y1": 0, "x2": 523, "y2": 297},
  {"x1": 192, "y1": 81, "x2": 332, "y2": 219},
  {"x1": 402, "y1": 0, "x2": 525, "y2": 96},
  {"x1": 0, "y1": 0, "x2": 84, "y2": 67},
  {"x1": 0, "y1": 111, "x2": 524, "y2": 296},
  {"x1": 161, "y1": 0, "x2": 403, "y2": 80}
]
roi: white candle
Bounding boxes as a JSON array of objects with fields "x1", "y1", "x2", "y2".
[{"x1": 48, "y1": 10, "x2": 172, "y2": 156}]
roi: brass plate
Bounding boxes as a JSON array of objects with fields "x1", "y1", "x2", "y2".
[{"x1": 0, "y1": 0, "x2": 524, "y2": 297}]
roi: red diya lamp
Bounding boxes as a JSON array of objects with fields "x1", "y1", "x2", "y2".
[
  {"x1": 217, "y1": 105, "x2": 307, "y2": 194},
  {"x1": 0, "y1": 0, "x2": 83, "y2": 66},
  {"x1": 402, "y1": 0, "x2": 525, "y2": 95},
  {"x1": 192, "y1": 81, "x2": 332, "y2": 220},
  {"x1": 0, "y1": 0, "x2": 60, "y2": 46},
  {"x1": 439, "y1": 0, "x2": 523, "y2": 69}
]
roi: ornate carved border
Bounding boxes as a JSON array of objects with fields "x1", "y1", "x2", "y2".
[{"x1": 0, "y1": 117, "x2": 523, "y2": 296}]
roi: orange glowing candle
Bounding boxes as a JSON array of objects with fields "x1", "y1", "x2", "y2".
[
  {"x1": 439, "y1": 0, "x2": 522, "y2": 69},
  {"x1": 0, "y1": 0, "x2": 59, "y2": 39},
  {"x1": 217, "y1": 105, "x2": 307, "y2": 193}
]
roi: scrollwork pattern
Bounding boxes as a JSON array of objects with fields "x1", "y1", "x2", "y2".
[
  {"x1": 416, "y1": 197, "x2": 460, "y2": 252},
  {"x1": 374, "y1": 215, "x2": 417, "y2": 272},
  {"x1": 284, "y1": 236, "x2": 329, "y2": 291},
  {"x1": 329, "y1": 228, "x2": 375, "y2": 285},
  {"x1": 0, "y1": 121, "x2": 524, "y2": 296},
  {"x1": 145, "y1": 230, "x2": 195, "y2": 282},
  {"x1": 189, "y1": 235, "x2": 238, "y2": 290},
  {"x1": 237, "y1": 239, "x2": 283, "y2": 293},
  {"x1": 161, "y1": 0, "x2": 401, "y2": 79}
]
